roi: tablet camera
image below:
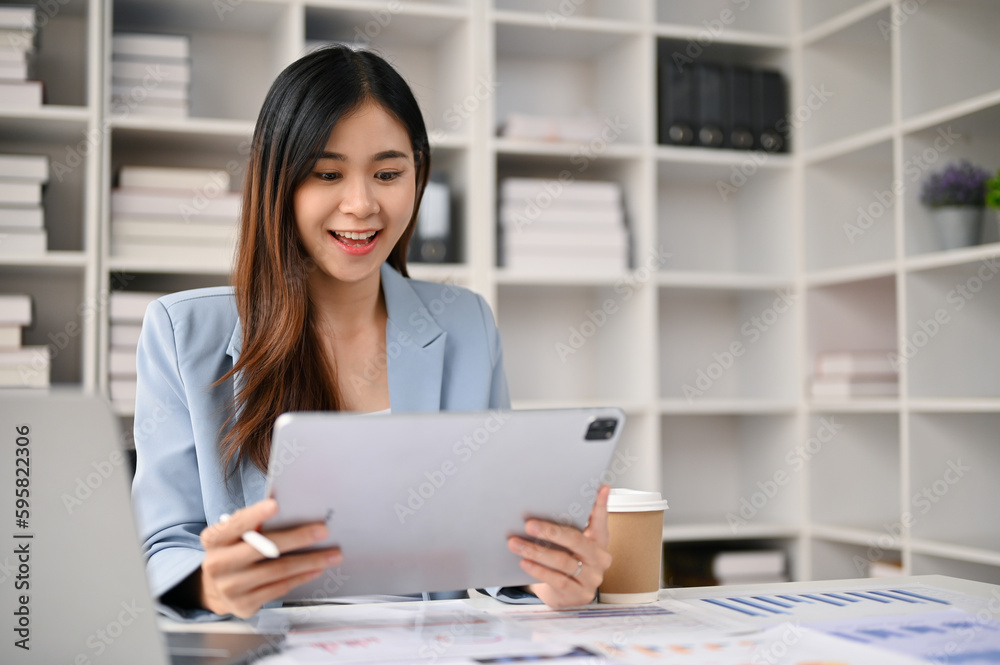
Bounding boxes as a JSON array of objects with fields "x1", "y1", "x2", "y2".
[{"x1": 584, "y1": 418, "x2": 618, "y2": 440}]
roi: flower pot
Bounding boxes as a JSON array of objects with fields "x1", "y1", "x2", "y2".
[{"x1": 931, "y1": 206, "x2": 983, "y2": 250}]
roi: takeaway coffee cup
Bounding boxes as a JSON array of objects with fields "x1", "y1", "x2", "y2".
[{"x1": 598, "y1": 488, "x2": 669, "y2": 604}]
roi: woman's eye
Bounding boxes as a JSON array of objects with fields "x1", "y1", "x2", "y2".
[
  {"x1": 317, "y1": 172, "x2": 340, "y2": 181},
  {"x1": 376, "y1": 171, "x2": 401, "y2": 182}
]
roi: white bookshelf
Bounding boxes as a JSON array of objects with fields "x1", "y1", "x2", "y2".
[
  {"x1": 3, "y1": 0, "x2": 998, "y2": 586},
  {"x1": 799, "y1": 0, "x2": 1000, "y2": 584}
]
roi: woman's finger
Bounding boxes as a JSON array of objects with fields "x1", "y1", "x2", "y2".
[
  {"x1": 209, "y1": 547, "x2": 343, "y2": 600},
  {"x1": 201, "y1": 499, "x2": 279, "y2": 549},
  {"x1": 583, "y1": 485, "x2": 611, "y2": 547},
  {"x1": 227, "y1": 568, "x2": 327, "y2": 619},
  {"x1": 220, "y1": 521, "x2": 332, "y2": 569}
]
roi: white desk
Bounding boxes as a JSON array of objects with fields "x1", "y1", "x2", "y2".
[{"x1": 162, "y1": 575, "x2": 1000, "y2": 664}]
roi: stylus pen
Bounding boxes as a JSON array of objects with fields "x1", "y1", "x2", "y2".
[{"x1": 219, "y1": 513, "x2": 280, "y2": 559}]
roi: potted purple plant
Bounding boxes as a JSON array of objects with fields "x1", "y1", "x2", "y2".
[
  {"x1": 986, "y1": 168, "x2": 1000, "y2": 242},
  {"x1": 920, "y1": 160, "x2": 990, "y2": 250}
]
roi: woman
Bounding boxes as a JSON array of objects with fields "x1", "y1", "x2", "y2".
[{"x1": 131, "y1": 45, "x2": 612, "y2": 621}]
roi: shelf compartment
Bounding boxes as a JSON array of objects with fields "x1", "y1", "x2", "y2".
[
  {"x1": 495, "y1": 153, "x2": 644, "y2": 273},
  {"x1": 899, "y1": 0, "x2": 1000, "y2": 121},
  {"x1": 495, "y1": 283, "x2": 651, "y2": 405},
  {"x1": 909, "y1": 412, "x2": 1000, "y2": 551},
  {"x1": 0, "y1": 267, "x2": 87, "y2": 386},
  {"x1": 663, "y1": 537, "x2": 796, "y2": 588},
  {"x1": 799, "y1": 7, "x2": 891, "y2": 150},
  {"x1": 808, "y1": 413, "x2": 900, "y2": 531},
  {"x1": 902, "y1": 102, "x2": 1000, "y2": 258},
  {"x1": 108, "y1": 126, "x2": 247, "y2": 266},
  {"x1": 810, "y1": 537, "x2": 899, "y2": 580},
  {"x1": 905, "y1": 263, "x2": 1000, "y2": 398},
  {"x1": 804, "y1": 140, "x2": 895, "y2": 272},
  {"x1": 112, "y1": 0, "x2": 297, "y2": 122},
  {"x1": 306, "y1": 6, "x2": 472, "y2": 138},
  {"x1": 659, "y1": 288, "x2": 798, "y2": 401},
  {"x1": 110, "y1": 126, "x2": 251, "y2": 179},
  {"x1": 656, "y1": 159, "x2": 794, "y2": 277},
  {"x1": 419, "y1": 145, "x2": 469, "y2": 265},
  {"x1": 801, "y1": 0, "x2": 890, "y2": 40},
  {"x1": 494, "y1": 0, "x2": 643, "y2": 23},
  {"x1": 23, "y1": 0, "x2": 93, "y2": 108},
  {"x1": 494, "y1": 24, "x2": 645, "y2": 144},
  {"x1": 655, "y1": 0, "x2": 792, "y2": 38},
  {"x1": 806, "y1": 275, "x2": 897, "y2": 382},
  {"x1": 660, "y1": 414, "x2": 800, "y2": 529},
  {"x1": 1, "y1": 133, "x2": 92, "y2": 253},
  {"x1": 910, "y1": 553, "x2": 1000, "y2": 586}
]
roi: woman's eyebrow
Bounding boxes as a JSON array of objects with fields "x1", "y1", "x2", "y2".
[
  {"x1": 372, "y1": 150, "x2": 410, "y2": 162},
  {"x1": 316, "y1": 150, "x2": 411, "y2": 163}
]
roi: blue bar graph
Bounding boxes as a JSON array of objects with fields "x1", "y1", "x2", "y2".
[{"x1": 698, "y1": 587, "x2": 951, "y2": 618}]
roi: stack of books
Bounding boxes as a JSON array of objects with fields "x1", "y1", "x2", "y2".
[
  {"x1": 0, "y1": 153, "x2": 48, "y2": 255},
  {"x1": 111, "y1": 32, "x2": 191, "y2": 118},
  {"x1": 499, "y1": 113, "x2": 607, "y2": 143},
  {"x1": 810, "y1": 351, "x2": 898, "y2": 398},
  {"x1": 0, "y1": 5, "x2": 42, "y2": 109},
  {"x1": 498, "y1": 178, "x2": 628, "y2": 273},
  {"x1": 868, "y1": 559, "x2": 904, "y2": 578},
  {"x1": 663, "y1": 543, "x2": 788, "y2": 587},
  {"x1": 108, "y1": 291, "x2": 164, "y2": 410},
  {"x1": 712, "y1": 549, "x2": 788, "y2": 586},
  {"x1": 110, "y1": 165, "x2": 239, "y2": 262},
  {"x1": 0, "y1": 294, "x2": 49, "y2": 388}
]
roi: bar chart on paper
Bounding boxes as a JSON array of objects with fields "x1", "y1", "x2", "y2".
[{"x1": 688, "y1": 585, "x2": 968, "y2": 623}]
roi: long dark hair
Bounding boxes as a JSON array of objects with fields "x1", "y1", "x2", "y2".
[{"x1": 220, "y1": 45, "x2": 431, "y2": 474}]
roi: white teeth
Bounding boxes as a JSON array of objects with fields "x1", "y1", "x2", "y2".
[{"x1": 334, "y1": 230, "x2": 377, "y2": 241}]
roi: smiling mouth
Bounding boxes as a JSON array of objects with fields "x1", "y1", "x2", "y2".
[{"x1": 330, "y1": 230, "x2": 379, "y2": 247}]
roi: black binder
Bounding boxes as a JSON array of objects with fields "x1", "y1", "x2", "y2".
[
  {"x1": 657, "y1": 62, "x2": 695, "y2": 146},
  {"x1": 694, "y1": 63, "x2": 725, "y2": 148},
  {"x1": 725, "y1": 65, "x2": 755, "y2": 150},
  {"x1": 408, "y1": 175, "x2": 454, "y2": 263},
  {"x1": 753, "y1": 69, "x2": 789, "y2": 153}
]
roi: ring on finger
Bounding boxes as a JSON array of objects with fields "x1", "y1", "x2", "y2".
[{"x1": 569, "y1": 559, "x2": 583, "y2": 578}]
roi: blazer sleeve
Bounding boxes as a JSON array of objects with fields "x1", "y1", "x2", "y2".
[{"x1": 131, "y1": 300, "x2": 222, "y2": 621}]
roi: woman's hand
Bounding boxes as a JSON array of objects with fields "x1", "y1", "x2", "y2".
[
  {"x1": 198, "y1": 498, "x2": 342, "y2": 618},
  {"x1": 507, "y1": 485, "x2": 613, "y2": 609}
]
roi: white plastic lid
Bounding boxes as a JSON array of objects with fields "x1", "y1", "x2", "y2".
[{"x1": 607, "y1": 488, "x2": 669, "y2": 513}]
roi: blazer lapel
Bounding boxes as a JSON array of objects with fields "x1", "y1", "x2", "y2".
[
  {"x1": 381, "y1": 263, "x2": 446, "y2": 412},
  {"x1": 225, "y1": 318, "x2": 268, "y2": 506}
]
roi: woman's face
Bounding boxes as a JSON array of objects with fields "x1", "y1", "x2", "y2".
[{"x1": 294, "y1": 101, "x2": 416, "y2": 289}]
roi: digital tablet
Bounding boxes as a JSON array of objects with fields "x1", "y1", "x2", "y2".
[{"x1": 261, "y1": 407, "x2": 625, "y2": 600}]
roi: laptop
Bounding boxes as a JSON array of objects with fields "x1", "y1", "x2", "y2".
[
  {"x1": 0, "y1": 390, "x2": 280, "y2": 665},
  {"x1": 262, "y1": 407, "x2": 626, "y2": 600}
]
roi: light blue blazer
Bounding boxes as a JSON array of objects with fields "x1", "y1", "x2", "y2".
[{"x1": 131, "y1": 263, "x2": 511, "y2": 618}]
